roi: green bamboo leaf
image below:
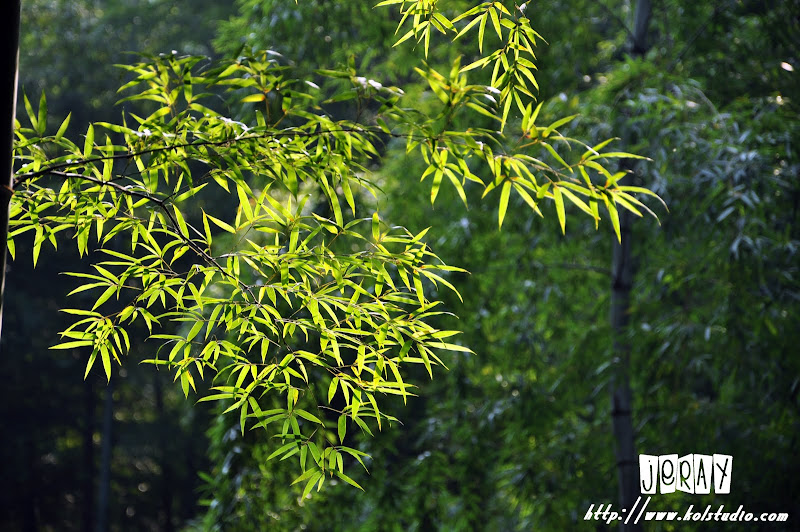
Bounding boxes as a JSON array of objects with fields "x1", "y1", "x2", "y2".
[
  {"x1": 418, "y1": 346, "x2": 433, "y2": 378},
  {"x1": 420, "y1": 269, "x2": 463, "y2": 302},
  {"x1": 60, "y1": 308, "x2": 103, "y2": 317},
  {"x1": 433, "y1": 342, "x2": 473, "y2": 354},
  {"x1": 285, "y1": 166, "x2": 298, "y2": 196},
  {"x1": 617, "y1": 186, "x2": 668, "y2": 211},
  {"x1": 330, "y1": 189, "x2": 343, "y2": 227},
  {"x1": 612, "y1": 192, "x2": 643, "y2": 218},
  {"x1": 353, "y1": 415, "x2": 373, "y2": 436},
  {"x1": 302, "y1": 471, "x2": 324, "y2": 498},
  {"x1": 541, "y1": 141, "x2": 572, "y2": 172},
  {"x1": 338, "y1": 414, "x2": 347, "y2": 443},
  {"x1": 527, "y1": 101, "x2": 544, "y2": 131},
  {"x1": 295, "y1": 409, "x2": 323, "y2": 425},
  {"x1": 328, "y1": 377, "x2": 339, "y2": 404},
  {"x1": 372, "y1": 211, "x2": 380, "y2": 241},
  {"x1": 241, "y1": 93, "x2": 265, "y2": 103},
  {"x1": 587, "y1": 151, "x2": 650, "y2": 161},
  {"x1": 291, "y1": 467, "x2": 319, "y2": 486},
  {"x1": 92, "y1": 285, "x2": 117, "y2": 310},
  {"x1": 173, "y1": 205, "x2": 189, "y2": 237},
  {"x1": 432, "y1": 12, "x2": 455, "y2": 32},
  {"x1": 50, "y1": 341, "x2": 93, "y2": 350},
  {"x1": 84, "y1": 351, "x2": 98, "y2": 379},
  {"x1": 424, "y1": 22, "x2": 431, "y2": 57},
  {"x1": 186, "y1": 320, "x2": 204, "y2": 342},
  {"x1": 413, "y1": 272, "x2": 425, "y2": 307},
  {"x1": 237, "y1": 184, "x2": 253, "y2": 222},
  {"x1": 454, "y1": 13, "x2": 483, "y2": 41},
  {"x1": 335, "y1": 470, "x2": 364, "y2": 490},
  {"x1": 498, "y1": 180, "x2": 512, "y2": 228},
  {"x1": 173, "y1": 183, "x2": 208, "y2": 204},
  {"x1": 32, "y1": 226, "x2": 43, "y2": 268},
  {"x1": 451, "y1": 4, "x2": 483, "y2": 23},
  {"x1": 24, "y1": 93, "x2": 38, "y2": 131},
  {"x1": 393, "y1": 27, "x2": 417, "y2": 48},
  {"x1": 205, "y1": 213, "x2": 236, "y2": 234},
  {"x1": 84, "y1": 124, "x2": 94, "y2": 158},
  {"x1": 581, "y1": 137, "x2": 617, "y2": 159},
  {"x1": 431, "y1": 169, "x2": 443, "y2": 204},
  {"x1": 583, "y1": 160, "x2": 614, "y2": 181},
  {"x1": 607, "y1": 197, "x2": 621, "y2": 243},
  {"x1": 196, "y1": 393, "x2": 236, "y2": 403},
  {"x1": 459, "y1": 55, "x2": 491, "y2": 73},
  {"x1": 543, "y1": 114, "x2": 577, "y2": 138},
  {"x1": 489, "y1": 6, "x2": 502, "y2": 39},
  {"x1": 466, "y1": 102, "x2": 501, "y2": 121},
  {"x1": 445, "y1": 168, "x2": 468, "y2": 207},
  {"x1": 501, "y1": 90, "x2": 513, "y2": 131},
  {"x1": 268, "y1": 442, "x2": 297, "y2": 461},
  {"x1": 37, "y1": 92, "x2": 48, "y2": 136},
  {"x1": 101, "y1": 346, "x2": 112, "y2": 382},
  {"x1": 553, "y1": 186, "x2": 566, "y2": 234},
  {"x1": 560, "y1": 186, "x2": 596, "y2": 219},
  {"x1": 512, "y1": 182, "x2": 543, "y2": 217},
  {"x1": 341, "y1": 176, "x2": 356, "y2": 214}
]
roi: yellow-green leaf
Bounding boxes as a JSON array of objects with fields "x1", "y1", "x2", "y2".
[
  {"x1": 553, "y1": 186, "x2": 566, "y2": 234},
  {"x1": 498, "y1": 180, "x2": 512, "y2": 228}
]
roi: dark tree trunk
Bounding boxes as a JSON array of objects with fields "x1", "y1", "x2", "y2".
[
  {"x1": 82, "y1": 380, "x2": 97, "y2": 532},
  {"x1": 155, "y1": 375, "x2": 175, "y2": 532},
  {"x1": 96, "y1": 382, "x2": 113, "y2": 532},
  {"x1": 0, "y1": 0, "x2": 21, "y2": 342},
  {"x1": 21, "y1": 433, "x2": 38, "y2": 532},
  {"x1": 610, "y1": 2, "x2": 651, "y2": 531},
  {"x1": 632, "y1": 0, "x2": 652, "y2": 56},
  {"x1": 611, "y1": 208, "x2": 640, "y2": 530}
]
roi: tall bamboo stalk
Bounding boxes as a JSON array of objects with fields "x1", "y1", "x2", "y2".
[
  {"x1": 0, "y1": 1, "x2": 21, "y2": 344},
  {"x1": 610, "y1": 2, "x2": 651, "y2": 530}
]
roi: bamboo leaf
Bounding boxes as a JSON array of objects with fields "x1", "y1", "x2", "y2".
[
  {"x1": 84, "y1": 124, "x2": 95, "y2": 158},
  {"x1": 37, "y1": 92, "x2": 48, "y2": 136},
  {"x1": 372, "y1": 211, "x2": 380, "y2": 241},
  {"x1": 338, "y1": 414, "x2": 347, "y2": 443},
  {"x1": 498, "y1": 180, "x2": 512, "y2": 228},
  {"x1": 553, "y1": 186, "x2": 566, "y2": 234},
  {"x1": 335, "y1": 470, "x2": 364, "y2": 490}
]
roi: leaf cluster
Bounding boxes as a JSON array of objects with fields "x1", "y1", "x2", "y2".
[{"x1": 9, "y1": 1, "x2": 661, "y2": 489}]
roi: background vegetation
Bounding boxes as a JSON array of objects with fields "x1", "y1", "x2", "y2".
[{"x1": 2, "y1": 1, "x2": 798, "y2": 531}]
